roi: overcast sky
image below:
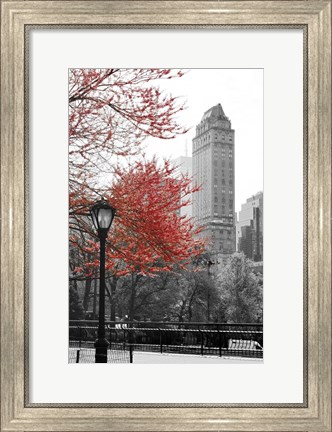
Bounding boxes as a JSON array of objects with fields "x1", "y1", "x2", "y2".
[{"x1": 143, "y1": 68, "x2": 263, "y2": 214}]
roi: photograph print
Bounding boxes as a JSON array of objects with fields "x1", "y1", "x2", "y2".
[{"x1": 68, "y1": 68, "x2": 263, "y2": 364}]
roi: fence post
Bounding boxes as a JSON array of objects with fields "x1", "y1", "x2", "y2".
[
  {"x1": 109, "y1": 326, "x2": 112, "y2": 351},
  {"x1": 78, "y1": 325, "x2": 82, "y2": 349},
  {"x1": 218, "y1": 329, "x2": 222, "y2": 357},
  {"x1": 123, "y1": 325, "x2": 126, "y2": 350},
  {"x1": 199, "y1": 329, "x2": 204, "y2": 356},
  {"x1": 76, "y1": 325, "x2": 82, "y2": 363},
  {"x1": 129, "y1": 344, "x2": 133, "y2": 363},
  {"x1": 159, "y1": 328, "x2": 163, "y2": 354}
]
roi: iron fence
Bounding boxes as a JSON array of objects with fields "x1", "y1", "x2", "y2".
[
  {"x1": 69, "y1": 340, "x2": 132, "y2": 363},
  {"x1": 69, "y1": 321, "x2": 263, "y2": 362}
]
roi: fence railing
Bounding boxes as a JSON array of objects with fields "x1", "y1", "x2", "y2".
[{"x1": 69, "y1": 321, "x2": 263, "y2": 363}]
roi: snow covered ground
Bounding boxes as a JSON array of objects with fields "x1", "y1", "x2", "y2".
[
  {"x1": 69, "y1": 348, "x2": 263, "y2": 364},
  {"x1": 133, "y1": 351, "x2": 263, "y2": 364}
]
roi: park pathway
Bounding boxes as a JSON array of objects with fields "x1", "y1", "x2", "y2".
[{"x1": 69, "y1": 347, "x2": 263, "y2": 364}]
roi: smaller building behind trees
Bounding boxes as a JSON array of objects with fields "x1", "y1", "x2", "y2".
[{"x1": 236, "y1": 192, "x2": 263, "y2": 262}]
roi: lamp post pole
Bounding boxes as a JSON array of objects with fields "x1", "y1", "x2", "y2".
[
  {"x1": 207, "y1": 260, "x2": 212, "y2": 322},
  {"x1": 90, "y1": 199, "x2": 116, "y2": 363},
  {"x1": 95, "y1": 230, "x2": 108, "y2": 363}
]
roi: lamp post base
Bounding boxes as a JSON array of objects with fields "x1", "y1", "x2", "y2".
[{"x1": 95, "y1": 338, "x2": 109, "y2": 363}]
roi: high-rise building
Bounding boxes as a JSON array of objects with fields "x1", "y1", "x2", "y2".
[
  {"x1": 192, "y1": 103, "x2": 236, "y2": 259},
  {"x1": 172, "y1": 155, "x2": 192, "y2": 219},
  {"x1": 236, "y1": 192, "x2": 263, "y2": 261}
]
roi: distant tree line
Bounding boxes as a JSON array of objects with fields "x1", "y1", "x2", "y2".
[{"x1": 69, "y1": 252, "x2": 263, "y2": 324}]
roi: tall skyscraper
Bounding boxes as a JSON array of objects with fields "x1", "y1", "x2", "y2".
[
  {"x1": 192, "y1": 103, "x2": 236, "y2": 260},
  {"x1": 236, "y1": 192, "x2": 263, "y2": 262}
]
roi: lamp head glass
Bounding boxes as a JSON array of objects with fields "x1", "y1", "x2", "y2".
[{"x1": 90, "y1": 200, "x2": 115, "y2": 234}]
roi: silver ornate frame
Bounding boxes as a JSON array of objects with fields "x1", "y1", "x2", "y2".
[{"x1": 1, "y1": 1, "x2": 331, "y2": 431}]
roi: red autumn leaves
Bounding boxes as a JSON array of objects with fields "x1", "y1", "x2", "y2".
[
  {"x1": 69, "y1": 69, "x2": 187, "y2": 185},
  {"x1": 69, "y1": 69, "x2": 205, "y2": 277}
]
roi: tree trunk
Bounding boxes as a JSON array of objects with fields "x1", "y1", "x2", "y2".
[
  {"x1": 129, "y1": 284, "x2": 136, "y2": 322},
  {"x1": 178, "y1": 300, "x2": 186, "y2": 323},
  {"x1": 110, "y1": 277, "x2": 118, "y2": 322},
  {"x1": 92, "y1": 278, "x2": 97, "y2": 317},
  {"x1": 187, "y1": 281, "x2": 198, "y2": 323},
  {"x1": 207, "y1": 285, "x2": 211, "y2": 322},
  {"x1": 188, "y1": 306, "x2": 192, "y2": 322},
  {"x1": 83, "y1": 278, "x2": 92, "y2": 311},
  {"x1": 129, "y1": 274, "x2": 139, "y2": 322}
]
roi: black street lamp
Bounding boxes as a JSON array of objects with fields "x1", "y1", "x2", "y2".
[
  {"x1": 206, "y1": 260, "x2": 214, "y2": 322},
  {"x1": 205, "y1": 258, "x2": 219, "y2": 322},
  {"x1": 90, "y1": 199, "x2": 116, "y2": 363}
]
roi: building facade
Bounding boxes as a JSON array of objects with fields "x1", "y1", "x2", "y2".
[
  {"x1": 172, "y1": 155, "x2": 193, "y2": 219},
  {"x1": 192, "y1": 103, "x2": 236, "y2": 260},
  {"x1": 236, "y1": 192, "x2": 263, "y2": 261}
]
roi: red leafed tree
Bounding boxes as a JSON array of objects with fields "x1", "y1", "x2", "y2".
[
  {"x1": 70, "y1": 159, "x2": 205, "y2": 278},
  {"x1": 69, "y1": 69, "x2": 205, "y2": 318},
  {"x1": 69, "y1": 68, "x2": 187, "y2": 193}
]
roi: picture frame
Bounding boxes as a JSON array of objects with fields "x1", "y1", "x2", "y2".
[{"x1": 0, "y1": 0, "x2": 331, "y2": 430}]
